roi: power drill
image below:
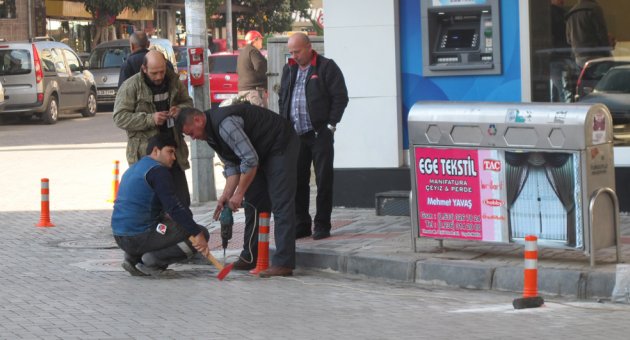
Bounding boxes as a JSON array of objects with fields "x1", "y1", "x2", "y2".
[{"x1": 219, "y1": 208, "x2": 233, "y2": 263}]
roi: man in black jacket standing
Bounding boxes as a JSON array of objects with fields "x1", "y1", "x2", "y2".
[
  {"x1": 118, "y1": 31, "x2": 174, "y2": 86},
  {"x1": 278, "y1": 33, "x2": 349, "y2": 240}
]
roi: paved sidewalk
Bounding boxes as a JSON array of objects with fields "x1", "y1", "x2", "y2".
[{"x1": 191, "y1": 202, "x2": 630, "y2": 300}]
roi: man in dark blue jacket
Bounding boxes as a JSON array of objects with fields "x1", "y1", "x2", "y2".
[
  {"x1": 111, "y1": 133, "x2": 209, "y2": 277},
  {"x1": 278, "y1": 33, "x2": 349, "y2": 240}
]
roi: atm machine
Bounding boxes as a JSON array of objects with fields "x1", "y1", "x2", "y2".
[{"x1": 421, "y1": 0, "x2": 502, "y2": 77}]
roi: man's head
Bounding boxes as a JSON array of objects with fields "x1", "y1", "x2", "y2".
[
  {"x1": 146, "y1": 133, "x2": 177, "y2": 168},
  {"x1": 245, "y1": 30, "x2": 264, "y2": 50},
  {"x1": 130, "y1": 31, "x2": 149, "y2": 52},
  {"x1": 141, "y1": 50, "x2": 167, "y2": 86},
  {"x1": 550, "y1": 0, "x2": 564, "y2": 6},
  {"x1": 287, "y1": 33, "x2": 313, "y2": 68},
  {"x1": 176, "y1": 107, "x2": 207, "y2": 140}
]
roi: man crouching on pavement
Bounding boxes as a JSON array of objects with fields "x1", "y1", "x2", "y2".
[{"x1": 111, "y1": 133, "x2": 209, "y2": 277}]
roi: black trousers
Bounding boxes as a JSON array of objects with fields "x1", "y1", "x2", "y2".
[
  {"x1": 170, "y1": 162, "x2": 190, "y2": 208},
  {"x1": 114, "y1": 216, "x2": 207, "y2": 266},
  {"x1": 295, "y1": 127, "x2": 334, "y2": 233},
  {"x1": 240, "y1": 131, "x2": 299, "y2": 268}
]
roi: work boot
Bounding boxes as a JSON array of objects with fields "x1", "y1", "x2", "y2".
[{"x1": 232, "y1": 258, "x2": 256, "y2": 270}]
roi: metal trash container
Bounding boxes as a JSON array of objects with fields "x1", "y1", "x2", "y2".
[{"x1": 408, "y1": 102, "x2": 621, "y2": 265}]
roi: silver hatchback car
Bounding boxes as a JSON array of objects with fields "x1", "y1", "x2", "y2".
[{"x1": 0, "y1": 40, "x2": 97, "y2": 124}]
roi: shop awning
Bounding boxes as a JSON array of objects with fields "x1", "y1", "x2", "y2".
[{"x1": 45, "y1": 0, "x2": 153, "y2": 21}]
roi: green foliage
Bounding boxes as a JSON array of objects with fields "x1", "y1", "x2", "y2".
[
  {"x1": 83, "y1": 0, "x2": 156, "y2": 22},
  {"x1": 208, "y1": 0, "x2": 310, "y2": 34}
]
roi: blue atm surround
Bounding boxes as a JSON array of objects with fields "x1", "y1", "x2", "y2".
[{"x1": 400, "y1": 0, "x2": 522, "y2": 149}]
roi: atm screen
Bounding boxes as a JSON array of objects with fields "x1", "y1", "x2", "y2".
[{"x1": 444, "y1": 29, "x2": 477, "y2": 49}]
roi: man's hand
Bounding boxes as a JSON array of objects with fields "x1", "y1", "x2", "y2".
[
  {"x1": 190, "y1": 232, "x2": 209, "y2": 254},
  {"x1": 168, "y1": 106, "x2": 181, "y2": 119},
  {"x1": 228, "y1": 192, "x2": 244, "y2": 211},
  {"x1": 213, "y1": 195, "x2": 230, "y2": 220},
  {"x1": 153, "y1": 111, "x2": 169, "y2": 126}
]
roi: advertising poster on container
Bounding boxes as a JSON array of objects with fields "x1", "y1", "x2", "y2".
[{"x1": 414, "y1": 147, "x2": 508, "y2": 242}]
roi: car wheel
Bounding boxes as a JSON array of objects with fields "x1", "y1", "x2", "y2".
[
  {"x1": 42, "y1": 96, "x2": 58, "y2": 125},
  {"x1": 81, "y1": 90, "x2": 97, "y2": 117}
]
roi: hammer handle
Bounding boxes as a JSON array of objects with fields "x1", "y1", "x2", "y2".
[{"x1": 189, "y1": 236, "x2": 224, "y2": 271}]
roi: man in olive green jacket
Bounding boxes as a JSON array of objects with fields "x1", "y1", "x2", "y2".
[{"x1": 113, "y1": 50, "x2": 194, "y2": 207}]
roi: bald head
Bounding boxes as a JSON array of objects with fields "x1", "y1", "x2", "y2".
[
  {"x1": 130, "y1": 31, "x2": 149, "y2": 51},
  {"x1": 287, "y1": 33, "x2": 313, "y2": 68},
  {"x1": 141, "y1": 50, "x2": 167, "y2": 86}
]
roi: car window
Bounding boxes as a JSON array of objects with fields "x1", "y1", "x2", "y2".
[
  {"x1": 0, "y1": 49, "x2": 31, "y2": 75},
  {"x1": 88, "y1": 46, "x2": 130, "y2": 69},
  {"x1": 62, "y1": 49, "x2": 81, "y2": 73},
  {"x1": 40, "y1": 48, "x2": 56, "y2": 72},
  {"x1": 595, "y1": 68, "x2": 630, "y2": 93},
  {"x1": 51, "y1": 48, "x2": 68, "y2": 74},
  {"x1": 209, "y1": 55, "x2": 237, "y2": 73}
]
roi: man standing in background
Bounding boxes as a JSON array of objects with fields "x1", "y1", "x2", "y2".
[
  {"x1": 237, "y1": 30, "x2": 268, "y2": 107},
  {"x1": 278, "y1": 33, "x2": 348, "y2": 240}
]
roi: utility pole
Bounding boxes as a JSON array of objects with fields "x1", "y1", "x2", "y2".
[
  {"x1": 185, "y1": 0, "x2": 217, "y2": 203},
  {"x1": 226, "y1": 0, "x2": 233, "y2": 52}
]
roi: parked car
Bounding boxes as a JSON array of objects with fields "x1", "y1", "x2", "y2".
[
  {"x1": 574, "y1": 56, "x2": 630, "y2": 101},
  {"x1": 0, "y1": 82, "x2": 5, "y2": 111},
  {"x1": 86, "y1": 38, "x2": 178, "y2": 104},
  {"x1": 0, "y1": 40, "x2": 97, "y2": 124},
  {"x1": 174, "y1": 45, "x2": 189, "y2": 87},
  {"x1": 578, "y1": 65, "x2": 630, "y2": 124},
  {"x1": 208, "y1": 51, "x2": 240, "y2": 107}
]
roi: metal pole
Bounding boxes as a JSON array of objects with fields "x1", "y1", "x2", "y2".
[
  {"x1": 185, "y1": 0, "x2": 217, "y2": 204},
  {"x1": 27, "y1": 0, "x2": 33, "y2": 40},
  {"x1": 226, "y1": 0, "x2": 233, "y2": 52}
]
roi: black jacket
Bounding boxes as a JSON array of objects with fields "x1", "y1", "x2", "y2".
[{"x1": 278, "y1": 51, "x2": 348, "y2": 132}]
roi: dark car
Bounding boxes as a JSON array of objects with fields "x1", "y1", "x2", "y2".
[
  {"x1": 0, "y1": 40, "x2": 97, "y2": 124},
  {"x1": 574, "y1": 56, "x2": 630, "y2": 102},
  {"x1": 174, "y1": 46, "x2": 189, "y2": 87},
  {"x1": 578, "y1": 65, "x2": 630, "y2": 124}
]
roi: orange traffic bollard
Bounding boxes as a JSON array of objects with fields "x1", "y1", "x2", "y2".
[
  {"x1": 107, "y1": 160, "x2": 120, "y2": 203},
  {"x1": 250, "y1": 212, "x2": 271, "y2": 275},
  {"x1": 513, "y1": 235, "x2": 544, "y2": 309},
  {"x1": 36, "y1": 178, "x2": 55, "y2": 227}
]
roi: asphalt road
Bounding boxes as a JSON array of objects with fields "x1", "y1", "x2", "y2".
[{"x1": 0, "y1": 106, "x2": 125, "y2": 147}]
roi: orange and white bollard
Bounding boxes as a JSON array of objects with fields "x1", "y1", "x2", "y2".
[
  {"x1": 513, "y1": 235, "x2": 544, "y2": 309},
  {"x1": 107, "y1": 160, "x2": 120, "y2": 203},
  {"x1": 36, "y1": 178, "x2": 55, "y2": 228},
  {"x1": 250, "y1": 212, "x2": 270, "y2": 275}
]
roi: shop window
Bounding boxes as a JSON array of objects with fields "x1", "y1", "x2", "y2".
[
  {"x1": 529, "y1": 0, "x2": 630, "y2": 144},
  {"x1": 0, "y1": 0, "x2": 16, "y2": 19}
]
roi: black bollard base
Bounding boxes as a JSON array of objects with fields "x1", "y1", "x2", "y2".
[{"x1": 513, "y1": 296, "x2": 544, "y2": 309}]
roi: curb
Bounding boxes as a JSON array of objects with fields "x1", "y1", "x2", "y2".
[{"x1": 296, "y1": 248, "x2": 617, "y2": 299}]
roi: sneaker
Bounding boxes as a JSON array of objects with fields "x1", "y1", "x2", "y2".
[
  {"x1": 135, "y1": 263, "x2": 176, "y2": 278},
  {"x1": 121, "y1": 260, "x2": 149, "y2": 277}
]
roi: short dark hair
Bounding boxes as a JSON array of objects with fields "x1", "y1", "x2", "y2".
[
  {"x1": 175, "y1": 107, "x2": 205, "y2": 130},
  {"x1": 146, "y1": 133, "x2": 177, "y2": 154}
]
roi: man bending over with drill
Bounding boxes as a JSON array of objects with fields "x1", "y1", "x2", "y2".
[{"x1": 111, "y1": 133, "x2": 209, "y2": 277}]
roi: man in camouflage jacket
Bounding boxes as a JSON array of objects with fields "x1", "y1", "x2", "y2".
[{"x1": 113, "y1": 50, "x2": 194, "y2": 207}]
